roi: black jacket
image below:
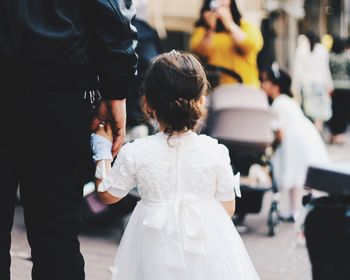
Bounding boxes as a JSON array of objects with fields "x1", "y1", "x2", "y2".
[{"x1": 0, "y1": 0, "x2": 138, "y2": 99}]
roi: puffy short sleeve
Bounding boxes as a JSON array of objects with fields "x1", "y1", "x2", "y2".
[
  {"x1": 98, "y1": 143, "x2": 136, "y2": 198},
  {"x1": 215, "y1": 144, "x2": 239, "y2": 201}
]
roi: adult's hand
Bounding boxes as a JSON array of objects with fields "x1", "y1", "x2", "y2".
[
  {"x1": 91, "y1": 99, "x2": 127, "y2": 157},
  {"x1": 107, "y1": 99, "x2": 126, "y2": 157},
  {"x1": 91, "y1": 100, "x2": 109, "y2": 131}
]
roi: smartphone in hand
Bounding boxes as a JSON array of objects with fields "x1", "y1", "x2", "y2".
[{"x1": 210, "y1": 0, "x2": 220, "y2": 11}]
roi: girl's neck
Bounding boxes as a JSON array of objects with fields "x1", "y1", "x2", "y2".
[
  {"x1": 161, "y1": 128, "x2": 191, "y2": 135},
  {"x1": 159, "y1": 123, "x2": 191, "y2": 135}
]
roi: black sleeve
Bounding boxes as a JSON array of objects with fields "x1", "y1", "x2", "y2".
[{"x1": 91, "y1": 0, "x2": 138, "y2": 100}]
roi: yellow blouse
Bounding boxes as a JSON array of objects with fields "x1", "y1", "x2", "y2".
[{"x1": 190, "y1": 19, "x2": 263, "y2": 88}]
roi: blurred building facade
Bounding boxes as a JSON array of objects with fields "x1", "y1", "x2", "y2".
[{"x1": 301, "y1": 0, "x2": 349, "y2": 38}]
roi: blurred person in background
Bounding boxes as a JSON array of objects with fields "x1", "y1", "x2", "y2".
[
  {"x1": 328, "y1": 36, "x2": 350, "y2": 144},
  {"x1": 257, "y1": 14, "x2": 277, "y2": 74},
  {"x1": 292, "y1": 32, "x2": 334, "y2": 134},
  {"x1": 190, "y1": 0, "x2": 263, "y2": 88},
  {"x1": 262, "y1": 64, "x2": 329, "y2": 222}
]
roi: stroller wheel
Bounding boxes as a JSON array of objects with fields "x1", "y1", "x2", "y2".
[
  {"x1": 267, "y1": 215, "x2": 278, "y2": 236},
  {"x1": 267, "y1": 200, "x2": 281, "y2": 237},
  {"x1": 268, "y1": 226, "x2": 275, "y2": 237}
]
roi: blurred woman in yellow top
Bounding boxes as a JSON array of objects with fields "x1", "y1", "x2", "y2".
[{"x1": 190, "y1": 0, "x2": 263, "y2": 88}]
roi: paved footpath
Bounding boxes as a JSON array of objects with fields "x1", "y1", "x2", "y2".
[{"x1": 10, "y1": 131, "x2": 350, "y2": 280}]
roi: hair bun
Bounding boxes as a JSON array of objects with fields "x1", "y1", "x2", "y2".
[{"x1": 143, "y1": 52, "x2": 208, "y2": 134}]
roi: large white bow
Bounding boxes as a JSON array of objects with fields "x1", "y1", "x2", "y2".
[
  {"x1": 142, "y1": 196, "x2": 208, "y2": 269},
  {"x1": 140, "y1": 173, "x2": 240, "y2": 269}
]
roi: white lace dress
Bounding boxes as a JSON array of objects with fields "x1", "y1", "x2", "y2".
[{"x1": 98, "y1": 131, "x2": 260, "y2": 280}]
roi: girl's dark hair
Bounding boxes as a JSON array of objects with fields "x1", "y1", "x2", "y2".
[
  {"x1": 331, "y1": 36, "x2": 346, "y2": 54},
  {"x1": 195, "y1": 0, "x2": 242, "y2": 32},
  {"x1": 143, "y1": 51, "x2": 208, "y2": 134},
  {"x1": 304, "y1": 31, "x2": 320, "y2": 52},
  {"x1": 265, "y1": 64, "x2": 292, "y2": 97}
]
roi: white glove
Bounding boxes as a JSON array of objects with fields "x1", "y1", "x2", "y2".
[{"x1": 90, "y1": 133, "x2": 113, "y2": 162}]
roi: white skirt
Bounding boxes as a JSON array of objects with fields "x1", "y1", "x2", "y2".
[
  {"x1": 272, "y1": 119, "x2": 329, "y2": 190},
  {"x1": 111, "y1": 198, "x2": 260, "y2": 280}
]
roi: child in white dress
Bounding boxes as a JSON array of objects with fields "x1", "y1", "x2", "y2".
[
  {"x1": 262, "y1": 64, "x2": 329, "y2": 221},
  {"x1": 91, "y1": 51, "x2": 260, "y2": 280}
]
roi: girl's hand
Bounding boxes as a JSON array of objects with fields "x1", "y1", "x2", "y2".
[
  {"x1": 203, "y1": 11, "x2": 218, "y2": 31},
  {"x1": 96, "y1": 122, "x2": 113, "y2": 143}
]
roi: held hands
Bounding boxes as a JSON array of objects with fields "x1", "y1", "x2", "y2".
[
  {"x1": 91, "y1": 99, "x2": 126, "y2": 157},
  {"x1": 96, "y1": 122, "x2": 113, "y2": 143},
  {"x1": 92, "y1": 104, "x2": 123, "y2": 205}
]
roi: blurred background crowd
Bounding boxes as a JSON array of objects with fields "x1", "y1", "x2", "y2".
[{"x1": 128, "y1": 0, "x2": 350, "y2": 144}]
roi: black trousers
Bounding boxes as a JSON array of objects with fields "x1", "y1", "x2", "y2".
[
  {"x1": 305, "y1": 197, "x2": 350, "y2": 280},
  {"x1": 0, "y1": 88, "x2": 94, "y2": 280},
  {"x1": 329, "y1": 89, "x2": 350, "y2": 135}
]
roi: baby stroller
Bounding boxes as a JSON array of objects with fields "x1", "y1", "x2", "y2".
[{"x1": 206, "y1": 65, "x2": 283, "y2": 236}]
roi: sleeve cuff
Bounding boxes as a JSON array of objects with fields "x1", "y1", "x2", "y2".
[
  {"x1": 106, "y1": 188, "x2": 129, "y2": 199},
  {"x1": 97, "y1": 178, "x2": 129, "y2": 199}
]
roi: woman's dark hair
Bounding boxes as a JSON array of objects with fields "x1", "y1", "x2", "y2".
[
  {"x1": 195, "y1": 0, "x2": 242, "y2": 32},
  {"x1": 304, "y1": 31, "x2": 320, "y2": 52},
  {"x1": 265, "y1": 63, "x2": 292, "y2": 97},
  {"x1": 143, "y1": 51, "x2": 208, "y2": 134},
  {"x1": 331, "y1": 36, "x2": 346, "y2": 54}
]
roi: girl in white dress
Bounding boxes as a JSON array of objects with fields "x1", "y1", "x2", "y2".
[
  {"x1": 91, "y1": 51, "x2": 260, "y2": 280},
  {"x1": 262, "y1": 64, "x2": 329, "y2": 221}
]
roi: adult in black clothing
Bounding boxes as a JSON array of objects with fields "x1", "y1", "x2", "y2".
[
  {"x1": 329, "y1": 36, "x2": 350, "y2": 144},
  {"x1": 0, "y1": 1, "x2": 138, "y2": 280}
]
